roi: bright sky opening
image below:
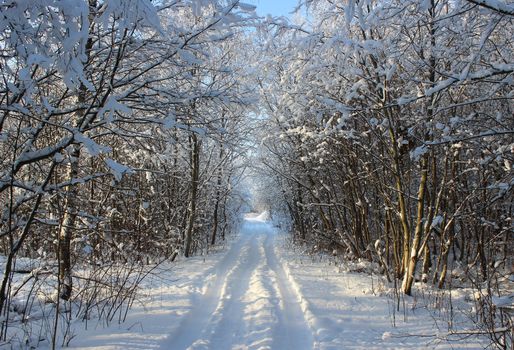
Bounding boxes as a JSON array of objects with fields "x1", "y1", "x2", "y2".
[{"x1": 249, "y1": 0, "x2": 299, "y2": 17}]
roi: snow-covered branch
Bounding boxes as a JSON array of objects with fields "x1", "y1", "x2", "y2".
[{"x1": 465, "y1": 0, "x2": 514, "y2": 16}]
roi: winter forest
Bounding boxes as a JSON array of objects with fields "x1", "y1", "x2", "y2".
[{"x1": 0, "y1": 0, "x2": 513, "y2": 349}]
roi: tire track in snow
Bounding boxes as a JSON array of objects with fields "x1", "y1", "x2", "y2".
[
  {"x1": 192, "y1": 232, "x2": 261, "y2": 349},
  {"x1": 264, "y1": 230, "x2": 315, "y2": 350},
  {"x1": 160, "y1": 219, "x2": 315, "y2": 350},
  {"x1": 160, "y1": 233, "x2": 251, "y2": 349},
  {"x1": 239, "y1": 239, "x2": 278, "y2": 350}
]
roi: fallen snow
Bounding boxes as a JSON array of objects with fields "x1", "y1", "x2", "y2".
[{"x1": 54, "y1": 216, "x2": 490, "y2": 349}]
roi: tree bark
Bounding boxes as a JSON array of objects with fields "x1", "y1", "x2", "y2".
[
  {"x1": 210, "y1": 145, "x2": 224, "y2": 246},
  {"x1": 57, "y1": 0, "x2": 96, "y2": 300},
  {"x1": 58, "y1": 144, "x2": 80, "y2": 301},
  {"x1": 184, "y1": 133, "x2": 200, "y2": 257},
  {"x1": 402, "y1": 156, "x2": 428, "y2": 295}
]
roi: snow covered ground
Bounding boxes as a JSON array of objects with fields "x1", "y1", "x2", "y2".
[{"x1": 62, "y1": 214, "x2": 489, "y2": 349}]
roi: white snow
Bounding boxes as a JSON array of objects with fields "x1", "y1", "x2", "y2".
[
  {"x1": 105, "y1": 158, "x2": 133, "y2": 181},
  {"x1": 236, "y1": 3, "x2": 257, "y2": 13},
  {"x1": 75, "y1": 132, "x2": 111, "y2": 156},
  {"x1": 61, "y1": 215, "x2": 489, "y2": 349},
  {"x1": 492, "y1": 294, "x2": 514, "y2": 308},
  {"x1": 470, "y1": 0, "x2": 514, "y2": 14}
]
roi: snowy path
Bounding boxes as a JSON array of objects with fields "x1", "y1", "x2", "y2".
[
  {"x1": 69, "y1": 216, "x2": 488, "y2": 350},
  {"x1": 160, "y1": 217, "x2": 314, "y2": 350}
]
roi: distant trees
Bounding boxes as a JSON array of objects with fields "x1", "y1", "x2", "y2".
[
  {"x1": 257, "y1": 0, "x2": 513, "y2": 296},
  {"x1": 0, "y1": 0, "x2": 256, "y2": 343}
]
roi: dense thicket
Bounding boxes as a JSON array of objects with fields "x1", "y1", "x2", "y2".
[
  {"x1": 0, "y1": 0, "x2": 255, "y2": 343},
  {"x1": 257, "y1": 0, "x2": 513, "y2": 296}
]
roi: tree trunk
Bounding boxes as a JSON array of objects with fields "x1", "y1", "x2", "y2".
[
  {"x1": 402, "y1": 156, "x2": 428, "y2": 295},
  {"x1": 387, "y1": 122, "x2": 411, "y2": 277},
  {"x1": 184, "y1": 133, "x2": 199, "y2": 257},
  {"x1": 58, "y1": 143, "x2": 80, "y2": 301},
  {"x1": 210, "y1": 171, "x2": 222, "y2": 246},
  {"x1": 211, "y1": 137, "x2": 224, "y2": 246},
  {"x1": 57, "y1": 1, "x2": 96, "y2": 300}
]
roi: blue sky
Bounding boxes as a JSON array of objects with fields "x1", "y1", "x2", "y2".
[{"x1": 247, "y1": 0, "x2": 299, "y2": 17}]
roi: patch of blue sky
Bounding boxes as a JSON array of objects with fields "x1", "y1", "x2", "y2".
[{"x1": 246, "y1": 0, "x2": 300, "y2": 17}]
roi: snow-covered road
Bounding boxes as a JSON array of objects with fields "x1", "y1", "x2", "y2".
[
  {"x1": 69, "y1": 215, "x2": 488, "y2": 350},
  {"x1": 161, "y1": 217, "x2": 313, "y2": 350}
]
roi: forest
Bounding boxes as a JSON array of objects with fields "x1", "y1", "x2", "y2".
[{"x1": 0, "y1": 0, "x2": 513, "y2": 348}]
